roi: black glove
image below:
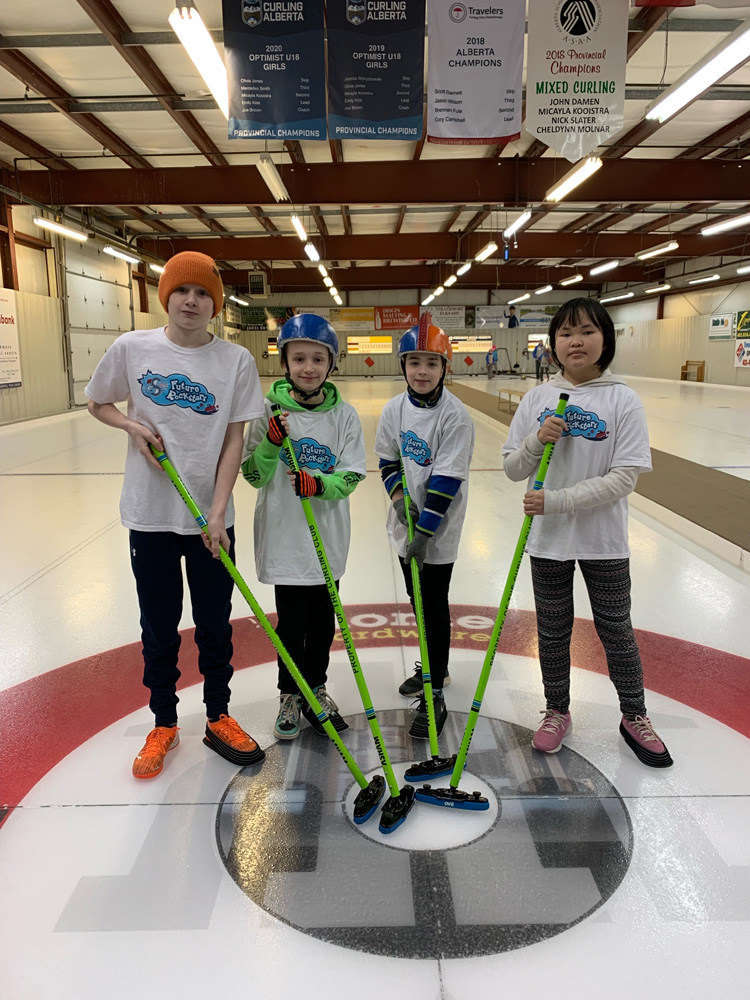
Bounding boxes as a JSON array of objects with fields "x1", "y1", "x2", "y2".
[
  {"x1": 392, "y1": 496, "x2": 419, "y2": 528},
  {"x1": 404, "y1": 530, "x2": 430, "y2": 570},
  {"x1": 292, "y1": 470, "x2": 324, "y2": 498},
  {"x1": 266, "y1": 413, "x2": 286, "y2": 446}
]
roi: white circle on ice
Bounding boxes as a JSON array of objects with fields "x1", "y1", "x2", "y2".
[{"x1": 345, "y1": 762, "x2": 499, "y2": 850}]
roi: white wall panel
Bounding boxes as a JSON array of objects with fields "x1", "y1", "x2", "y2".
[{"x1": 0, "y1": 292, "x2": 68, "y2": 424}]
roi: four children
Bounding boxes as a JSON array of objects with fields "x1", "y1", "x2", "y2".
[{"x1": 87, "y1": 256, "x2": 671, "y2": 777}]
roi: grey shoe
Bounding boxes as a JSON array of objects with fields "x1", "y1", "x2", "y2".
[
  {"x1": 302, "y1": 685, "x2": 349, "y2": 735},
  {"x1": 398, "y1": 662, "x2": 451, "y2": 697},
  {"x1": 274, "y1": 693, "x2": 301, "y2": 740}
]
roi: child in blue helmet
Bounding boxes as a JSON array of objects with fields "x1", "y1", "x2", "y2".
[
  {"x1": 241, "y1": 314, "x2": 366, "y2": 740},
  {"x1": 374, "y1": 314, "x2": 475, "y2": 738}
]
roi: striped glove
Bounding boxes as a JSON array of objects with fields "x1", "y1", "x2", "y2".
[
  {"x1": 292, "y1": 470, "x2": 324, "y2": 498},
  {"x1": 266, "y1": 413, "x2": 286, "y2": 446}
]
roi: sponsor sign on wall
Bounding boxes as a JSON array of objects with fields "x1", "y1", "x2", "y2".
[
  {"x1": 347, "y1": 335, "x2": 393, "y2": 353},
  {"x1": 735, "y1": 339, "x2": 750, "y2": 368},
  {"x1": 420, "y1": 305, "x2": 468, "y2": 329},
  {"x1": 736, "y1": 309, "x2": 750, "y2": 338},
  {"x1": 520, "y1": 305, "x2": 560, "y2": 327},
  {"x1": 241, "y1": 306, "x2": 295, "y2": 330},
  {"x1": 526, "y1": 0, "x2": 628, "y2": 161},
  {"x1": 475, "y1": 305, "x2": 506, "y2": 329},
  {"x1": 374, "y1": 305, "x2": 419, "y2": 330},
  {"x1": 708, "y1": 313, "x2": 734, "y2": 340},
  {"x1": 327, "y1": 0, "x2": 425, "y2": 140},
  {"x1": 223, "y1": 0, "x2": 326, "y2": 140},
  {"x1": 330, "y1": 307, "x2": 375, "y2": 330},
  {"x1": 0, "y1": 288, "x2": 21, "y2": 389},
  {"x1": 426, "y1": 0, "x2": 525, "y2": 145}
]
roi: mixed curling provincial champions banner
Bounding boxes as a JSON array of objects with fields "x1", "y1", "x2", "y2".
[
  {"x1": 223, "y1": 0, "x2": 326, "y2": 140},
  {"x1": 426, "y1": 0, "x2": 525, "y2": 144},
  {"x1": 328, "y1": 0, "x2": 426, "y2": 140},
  {"x1": 525, "y1": 0, "x2": 628, "y2": 161}
]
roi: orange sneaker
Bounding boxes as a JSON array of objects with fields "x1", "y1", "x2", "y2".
[
  {"x1": 203, "y1": 714, "x2": 265, "y2": 766},
  {"x1": 132, "y1": 726, "x2": 180, "y2": 779}
]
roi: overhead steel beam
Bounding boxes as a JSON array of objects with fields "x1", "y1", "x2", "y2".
[
  {"x1": 677, "y1": 108, "x2": 750, "y2": 160},
  {"x1": 218, "y1": 263, "x2": 647, "y2": 291},
  {"x1": 18, "y1": 159, "x2": 750, "y2": 207},
  {"x1": 136, "y1": 230, "x2": 748, "y2": 262}
]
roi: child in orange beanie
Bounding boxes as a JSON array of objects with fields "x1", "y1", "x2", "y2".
[{"x1": 86, "y1": 251, "x2": 267, "y2": 779}]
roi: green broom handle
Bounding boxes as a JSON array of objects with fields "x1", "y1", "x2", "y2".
[
  {"x1": 401, "y1": 468, "x2": 440, "y2": 759},
  {"x1": 448, "y1": 391, "x2": 569, "y2": 788},
  {"x1": 148, "y1": 443, "x2": 371, "y2": 791},
  {"x1": 270, "y1": 405, "x2": 401, "y2": 800}
]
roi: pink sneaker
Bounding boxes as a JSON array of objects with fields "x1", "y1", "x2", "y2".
[
  {"x1": 620, "y1": 716, "x2": 673, "y2": 768},
  {"x1": 532, "y1": 709, "x2": 572, "y2": 754}
]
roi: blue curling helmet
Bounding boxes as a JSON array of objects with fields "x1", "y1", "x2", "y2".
[{"x1": 277, "y1": 313, "x2": 339, "y2": 358}]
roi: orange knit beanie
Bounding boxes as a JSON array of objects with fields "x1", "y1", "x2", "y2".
[{"x1": 158, "y1": 251, "x2": 224, "y2": 318}]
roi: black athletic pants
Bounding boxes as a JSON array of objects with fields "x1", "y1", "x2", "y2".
[
  {"x1": 399, "y1": 560, "x2": 454, "y2": 689},
  {"x1": 129, "y1": 528, "x2": 235, "y2": 728},
  {"x1": 530, "y1": 556, "x2": 647, "y2": 719},
  {"x1": 274, "y1": 581, "x2": 338, "y2": 695}
]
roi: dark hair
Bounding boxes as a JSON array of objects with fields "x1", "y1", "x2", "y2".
[{"x1": 548, "y1": 297, "x2": 616, "y2": 372}]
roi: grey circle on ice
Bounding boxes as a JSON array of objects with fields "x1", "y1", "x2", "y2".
[{"x1": 216, "y1": 709, "x2": 633, "y2": 959}]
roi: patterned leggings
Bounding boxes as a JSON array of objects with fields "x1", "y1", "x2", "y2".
[{"x1": 529, "y1": 557, "x2": 647, "y2": 719}]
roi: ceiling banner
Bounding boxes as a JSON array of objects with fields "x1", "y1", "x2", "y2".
[
  {"x1": 526, "y1": 0, "x2": 629, "y2": 161},
  {"x1": 425, "y1": 0, "x2": 524, "y2": 145},
  {"x1": 223, "y1": 0, "x2": 327, "y2": 140},
  {"x1": 327, "y1": 0, "x2": 426, "y2": 140}
]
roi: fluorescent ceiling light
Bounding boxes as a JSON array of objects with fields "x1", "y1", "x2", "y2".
[
  {"x1": 688, "y1": 273, "x2": 720, "y2": 285},
  {"x1": 600, "y1": 292, "x2": 634, "y2": 304},
  {"x1": 503, "y1": 211, "x2": 531, "y2": 240},
  {"x1": 444, "y1": 275, "x2": 457, "y2": 287},
  {"x1": 559, "y1": 273, "x2": 583, "y2": 286},
  {"x1": 456, "y1": 262, "x2": 471, "y2": 276},
  {"x1": 634, "y1": 240, "x2": 679, "y2": 261},
  {"x1": 329, "y1": 287, "x2": 338, "y2": 296},
  {"x1": 534, "y1": 285, "x2": 552, "y2": 295},
  {"x1": 590, "y1": 260, "x2": 619, "y2": 276},
  {"x1": 149, "y1": 263, "x2": 166, "y2": 275},
  {"x1": 422, "y1": 294, "x2": 435, "y2": 306},
  {"x1": 169, "y1": 2, "x2": 228, "y2": 118},
  {"x1": 434, "y1": 286, "x2": 445, "y2": 296},
  {"x1": 291, "y1": 215, "x2": 307, "y2": 241},
  {"x1": 738, "y1": 264, "x2": 750, "y2": 275},
  {"x1": 33, "y1": 217, "x2": 88, "y2": 241},
  {"x1": 646, "y1": 18, "x2": 750, "y2": 124},
  {"x1": 229, "y1": 295, "x2": 249, "y2": 306},
  {"x1": 318, "y1": 264, "x2": 328, "y2": 277},
  {"x1": 700, "y1": 211, "x2": 750, "y2": 236},
  {"x1": 304, "y1": 243, "x2": 320, "y2": 262},
  {"x1": 508, "y1": 293, "x2": 530, "y2": 305},
  {"x1": 334, "y1": 296, "x2": 343, "y2": 306},
  {"x1": 323, "y1": 276, "x2": 333, "y2": 288},
  {"x1": 475, "y1": 241, "x2": 498, "y2": 263},
  {"x1": 645, "y1": 283, "x2": 671, "y2": 294},
  {"x1": 545, "y1": 157, "x2": 602, "y2": 203},
  {"x1": 256, "y1": 152, "x2": 290, "y2": 203},
  {"x1": 103, "y1": 245, "x2": 140, "y2": 265}
]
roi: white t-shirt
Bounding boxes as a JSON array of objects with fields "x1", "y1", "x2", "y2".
[
  {"x1": 375, "y1": 390, "x2": 475, "y2": 564},
  {"x1": 502, "y1": 378, "x2": 652, "y2": 559},
  {"x1": 85, "y1": 327, "x2": 264, "y2": 533},
  {"x1": 246, "y1": 398, "x2": 367, "y2": 585}
]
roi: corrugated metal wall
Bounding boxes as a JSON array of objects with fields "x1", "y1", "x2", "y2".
[{"x1": 0, "y1": 291, "x2": 68, "y2": 424}]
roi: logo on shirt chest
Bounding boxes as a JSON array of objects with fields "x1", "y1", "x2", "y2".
[
  {"x1": 281, "y1": 437, "x2": 337, "y2": 474},
  {"x1": 400, "y1": 430, "x2": 433, "y2": 466},
  {"x1": 539, "y1": 404, "x2": 609, "y2": 441},
  {"x1": 138, "y1": 370, "x2": 218, "y2": 414}
]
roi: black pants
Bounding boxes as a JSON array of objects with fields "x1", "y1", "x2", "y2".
[
  {"x1": 535, "y1": 358, "x2": 542, "y2": 379},
  {"x1": 399, "y1": 560, "x2": 454, "y2": 689},
  {"x1": 129, "y1": 528, "x2": 235, "y2": 727},
  {"x1": 274, "y1": 581, "x2": 338, "y2": 694},
  {"x1": 530, "y1": 556, "x2": 647, "y2": 719}
]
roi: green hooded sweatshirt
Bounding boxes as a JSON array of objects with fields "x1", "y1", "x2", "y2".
[{"x1": 240, "y1": 379, "x2": 365, "y2": 500}]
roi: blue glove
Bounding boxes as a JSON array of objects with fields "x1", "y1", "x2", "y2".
[{"x1": 404, "y1": 530, "x2": 430, "y2": 570}]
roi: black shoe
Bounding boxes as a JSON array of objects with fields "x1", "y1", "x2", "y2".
[
  {"x1": 409, "y1": 691, "x2": 447, "y2": 739},
  {"x1": 301, "y1": 685, "x2": 349, "y2": 735},
  {"x1": 398, "y1": 662, "x2": 451, "y2": 697}
]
